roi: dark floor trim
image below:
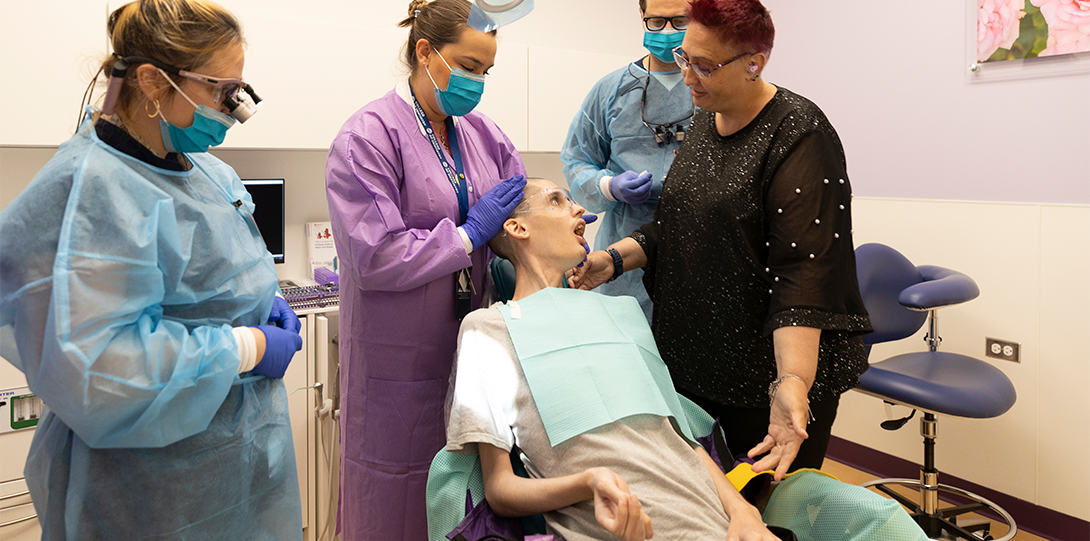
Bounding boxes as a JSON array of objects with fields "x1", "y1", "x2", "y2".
[{"x1": 826, "y1": 436, "x2": 1089, "y2": 541}]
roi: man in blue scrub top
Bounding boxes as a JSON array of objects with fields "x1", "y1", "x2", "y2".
[{"x1": 561, "y1": 0, "x2": 694, "y2": 325}]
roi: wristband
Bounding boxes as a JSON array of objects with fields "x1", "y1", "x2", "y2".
[
  {"x1": 599, "y1": 175, "x2": 618, "y2": 202},
  {"x1": 606, "y1": 247, "x2": 623, "y2": 283}
]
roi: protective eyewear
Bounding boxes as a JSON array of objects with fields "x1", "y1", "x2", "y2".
[
  {"x1": 102, "y1": 56, "x2": 263, "y2": 123},
  {"x1": 513, "y1": 188, "x2": 577, "y2": 215},
  {"x1": 643, "y1": 16, "x2": 689, "y2": 31},
  {"x1": 638, "y1": 69, "x2": 693, "y2": 145},
  {"x1": 672, "y1": 46, "x2": 751, "y2": 79}
]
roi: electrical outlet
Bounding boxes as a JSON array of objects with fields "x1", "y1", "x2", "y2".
[{"x1": 985, "y1": 337, "x2": 1020, "y2": 363}]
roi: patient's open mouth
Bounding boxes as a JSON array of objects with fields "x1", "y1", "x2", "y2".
[{"x1": 575, "y1": 222, "x2": 585, "y2": 238}]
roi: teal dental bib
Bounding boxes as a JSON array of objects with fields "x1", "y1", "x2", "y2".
[{"x1": 497, "y1": 288, "x2": 693, "y2": 447}]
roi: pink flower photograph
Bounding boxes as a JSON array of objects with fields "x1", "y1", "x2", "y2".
[{"x1": 977, "y1": 0, "x2": 1090, "y2": 61}]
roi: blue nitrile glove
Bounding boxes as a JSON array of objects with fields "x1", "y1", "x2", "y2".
[
  {"x1": 462, "y1": 174, "x2": 527, "y2": 251},
  {"x1": 577, "y1": 238, "x2": 591, "y2": 267},
  {"x1": 267, "y1": 296, "x2": 301, "y2": 333},
  {"x1": 253, "y1": 325, "x2": 303, "y2": 379},
  {"x1": 608, "y1": 170, "x2": 653, "y2": 205},
  {"x1": 577, "y1": 214, "x2": 596, "y2": 267}
]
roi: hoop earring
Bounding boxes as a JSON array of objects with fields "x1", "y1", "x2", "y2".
[{"x1": 145, "y1": 99, "x2": 161, "y2": 118}]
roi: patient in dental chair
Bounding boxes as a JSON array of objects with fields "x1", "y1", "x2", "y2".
[{"x1": 444, "y1": 178, "x2": 780, "y2": 541}]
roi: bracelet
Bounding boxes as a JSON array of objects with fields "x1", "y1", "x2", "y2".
[
  {"x1": 606, "y1": 247, "x2": 623, "y2": 283},
  {"x1": 768, "y1": 374, "x2": 815, "y2": 422}
]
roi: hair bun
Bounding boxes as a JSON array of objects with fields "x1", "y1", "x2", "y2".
[
  {"x1": 399, "y1": 0, "x2": 430, "y2": 27},
  {"x1": 408, "y1": 0, "x2": 429, "y2": 17}
]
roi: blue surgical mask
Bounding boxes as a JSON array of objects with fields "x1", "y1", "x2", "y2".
[
  {"x1": 644, "y1": 29, "x2": 686, "y2": 64},
  {"x1": 425, "y1": 50, "x2": 485, "y2": 117},
  {"x1": 156, "y1": 68, "x2": 237, "y2": 153}
]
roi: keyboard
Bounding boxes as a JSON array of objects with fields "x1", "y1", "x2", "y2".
[{"x1": 282, "y1": 283, "x2": 339, "y2": 310}]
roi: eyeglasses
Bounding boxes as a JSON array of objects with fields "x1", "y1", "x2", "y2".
[
  {"x1": 513, "y1": 188, "x2": 577, "y2": 215},
  {"x1": 174, "y1": 70, "x2": 247, "y2": 105},
  {"x1": 643, "y1": 16, "x2": 689, "y2": 31},
  {"x1": 672, "y1": 46, "x2": 752, "y2": 79},
  {"x1": 103, "y1": 55, "x2": 262, "y2": 122}
]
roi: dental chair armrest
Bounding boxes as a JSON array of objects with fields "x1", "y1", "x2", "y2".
[{"x1": 898, "y1": 265, "x2": 980, "y2": 311}]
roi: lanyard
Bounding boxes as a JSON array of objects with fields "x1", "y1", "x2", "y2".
[{"x1": 410, "y1": 88, "x2": 470, "y2": 225}]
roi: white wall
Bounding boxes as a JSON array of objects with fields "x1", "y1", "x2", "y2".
[
  {"x1": 0, "y1": 0, "x2": 647, "y2": 151},
  {"x1": 757, "y1": 0, "x2": 1090, "y2": 520}
]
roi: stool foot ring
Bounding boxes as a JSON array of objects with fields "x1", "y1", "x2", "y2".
[{"x1": 860, "y1": 478, "x2": 1017, "y2": 541}]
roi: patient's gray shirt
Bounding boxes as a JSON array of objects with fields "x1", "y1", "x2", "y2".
[{"x1": 446, "y1": 306, "x2": 731, "y2": 540}]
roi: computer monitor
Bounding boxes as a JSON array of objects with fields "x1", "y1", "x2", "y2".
[{"x1": 241, "y1": 178, "x2": 285, "y2": 264}]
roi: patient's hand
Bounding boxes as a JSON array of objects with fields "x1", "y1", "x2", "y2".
[
  {"x1": 586, "y1": 467, "x2": 653, "y2": 540},
  {"x1": 725, "y1": 503, "x2": 780, "y2": 541}
]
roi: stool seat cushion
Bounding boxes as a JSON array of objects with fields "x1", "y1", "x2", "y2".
[{"x1": 857, "y1": 351, "x2": 1016, "y2": 418}]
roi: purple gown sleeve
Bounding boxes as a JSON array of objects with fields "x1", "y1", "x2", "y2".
[{"x1": 326, "y1": 110, "x2": 472, "y2": 293}]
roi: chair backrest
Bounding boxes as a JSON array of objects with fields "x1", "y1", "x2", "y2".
[
  {"x1": 854, "y1": 243, "x2": 929, "y2": 347},
  {"x1": 489, "y1": 257, "x2": 572, "y2": 304},
  {"x1": 490, "y1": 257, "x2": 518, "y2": 304}
]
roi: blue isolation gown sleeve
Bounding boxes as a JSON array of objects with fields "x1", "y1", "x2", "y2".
[
  {"x1": 561, "y1": 70, "x2": 625, "y2": 215},
  {"x1": 0, "y1": 133, "x2": 275, "y2": 450}
]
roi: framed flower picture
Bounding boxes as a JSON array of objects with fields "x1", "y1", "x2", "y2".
[{"x1": 968, "y1": 0, "x2": 1090, "y2": 81}]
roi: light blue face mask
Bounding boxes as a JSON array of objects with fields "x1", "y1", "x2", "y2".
[
  {"x1": 156, "y1": 68, "x2": 237, "y2": 153},
  {"x1": 644, "y1": 29, "x2": 686, "y2": 64},
  {"x1": 425, "y1": 50, "x2": 486, "y2": 117}
]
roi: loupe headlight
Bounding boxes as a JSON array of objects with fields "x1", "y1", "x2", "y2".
[{"x1": 224, "y1": 83, "x2": 261, "y2": 123}]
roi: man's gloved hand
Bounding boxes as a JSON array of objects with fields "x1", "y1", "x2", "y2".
[
  {"x1": 605, "y1": 170, "x2": 652, "y2": 205},
  {"x1": 267, "y1": 296, "x2": 301, "y2": 333},
  {"x1": 253, "y1": 325, "x2": 303, "y2": 379},
  {"x1": 462, "y1": 174, "x2": 527, "y2": 251}
]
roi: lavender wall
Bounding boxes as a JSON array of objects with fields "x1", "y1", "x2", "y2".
[{"x1": 761, "y1": 0, "x2": 1090, "y2": 205}]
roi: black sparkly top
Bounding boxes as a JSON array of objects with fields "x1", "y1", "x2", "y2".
[{"x1": 633, "y1": 86, "x2": 873, "y2": 408}]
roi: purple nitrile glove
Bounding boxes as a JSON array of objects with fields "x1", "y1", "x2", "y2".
[
  {"x1": 462, "y1": 174, "x2": 527, "y2": 251},
  {"x1": 267, "y1": 296, "x2": 301, "y2": 333},
  {"x1": 253, "y1": 325, "x2": 302, "y2": 379},
  {"x1": 577, "y1": 214, "x2": 596, "y2": 267},
  {"x1": 609, "y1": 170, "x2": 652, "y2": 205}
]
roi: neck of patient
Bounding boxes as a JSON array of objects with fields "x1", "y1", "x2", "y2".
[{"x1": 509, "y1": 258, "x2": 566, "y2": 301}]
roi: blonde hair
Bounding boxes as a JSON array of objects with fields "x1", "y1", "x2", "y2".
[
  {"x1": 94, "y1": 0, "x2": 244, "y2": 118},
  {"x1": 397, "y1": 0, "x2": 495, "y2": 76}
]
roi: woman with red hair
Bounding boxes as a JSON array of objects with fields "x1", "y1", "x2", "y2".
[{"x1": 575, "y1": 0, "x2": 872, "y2": 481}]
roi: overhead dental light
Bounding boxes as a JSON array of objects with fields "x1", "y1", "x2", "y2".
[{"x1": 467, "y1": 0, "x2": 534, "y2": 32}]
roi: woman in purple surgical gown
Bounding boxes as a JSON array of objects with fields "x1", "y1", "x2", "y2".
[{"x1": 324, "y1": 0, "x2": 525, "y2": 538}]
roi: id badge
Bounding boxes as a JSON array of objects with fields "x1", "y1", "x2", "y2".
[{"x1": 455, "y1": 267, "x2": 474, "y2": 320}]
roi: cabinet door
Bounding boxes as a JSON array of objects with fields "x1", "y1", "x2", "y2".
[
  {"x1": 284, "y1": 317, "x2": 310, "y2": 532},
  {"x1": 0, "y1": 478, "x2": 41, "y2": 541},
  {"x1": 0, "y1": 362, "x2": 41, "y2": 540}
]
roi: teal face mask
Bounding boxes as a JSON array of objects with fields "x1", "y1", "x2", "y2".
[
  {"x1": 156, "y1": 69, "x2": 236, "y2": 153},
  {"x1": 644, "y1": 29, "x2": 686, "y2": 64},
  {"x1": 426, "y1": 50, "x2": 486, "y2": 117}
]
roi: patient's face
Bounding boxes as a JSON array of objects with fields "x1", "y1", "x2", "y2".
[{"x1": 516, "y1": 179, "x2": 589, "y2": 268}]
